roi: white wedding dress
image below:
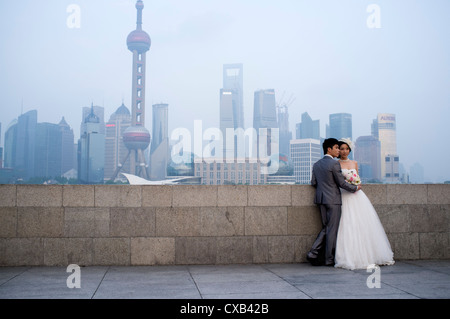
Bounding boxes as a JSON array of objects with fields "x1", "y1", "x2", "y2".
[{"x1": 335, "y1": 169, "x2": 395, "y2": 270}]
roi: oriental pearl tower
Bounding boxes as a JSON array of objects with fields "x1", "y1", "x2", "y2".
[{"x1": 114, "y1": 0, "x2": 151, "y2": 180}]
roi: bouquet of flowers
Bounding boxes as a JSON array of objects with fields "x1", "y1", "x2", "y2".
[{"x1": 342, "y1": 169, "x2": 361, "y2": 185}]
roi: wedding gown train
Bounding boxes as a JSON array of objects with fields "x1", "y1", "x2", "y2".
[{"x1": 335, "y1": 169, "x2": 395, "y2": 270}]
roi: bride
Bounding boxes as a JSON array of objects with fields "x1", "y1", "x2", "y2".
[{"x1": 334, "y1": 138, "x2": 395, "y2": 270}]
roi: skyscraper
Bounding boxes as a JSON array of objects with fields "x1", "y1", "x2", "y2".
[
  {"x1": 253, "y1": 89, "x2": 277, "y2": 132},
  {"x1": 150, "y1": 103, "x2": 169, "y2": 180},
  {"x1": 372, "y1": 113, "x2": 399, "y2": 182},
  {"x1": 59, "y1": 117, "x2": 75, "y2": 176},
  {"x1": 34, "y1": 122, "x2": 62, "y2": 178},
  {"x1": 253, "y1": 89, "x2": 278, "y2": 161},
  {"x1": 15, "y1": 110, "x2": 37, "y2": 180},
  {"x1": 105, "y1": 103, "x2": 132, "y2": 180},
  {"x1": 220, "y1": 63, "x2": 244, "y2": 158},
  {"x1": 277, "y1": 104, "x2": 292, "y2": 158},
  {"x1": 3, "y1": 120, "x2": 17, "y2": 170},
  {"x1": 355, "y1": 135, "x2": 381, "y2": 182},
  {"x1": 222, "y1": 63, "x2": 244, "y2": 129},
  {"x1": 329, "y1": 113, "x2": 352, "y2": 140},
  {"x1": 78, "y1": 105, "x2": 105, "y2": 183},
  {"x1": 296, "y1": 112, "x2": 320, "y2": 140}
]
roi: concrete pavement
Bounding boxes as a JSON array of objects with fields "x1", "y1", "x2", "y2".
[{"x1": 1, "y1": 260, "x2": 449, "y2": 300}]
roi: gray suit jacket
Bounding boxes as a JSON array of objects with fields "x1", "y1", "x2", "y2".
[{"x1": 311, "y1": 156, "x2": 358, "y2": 205}]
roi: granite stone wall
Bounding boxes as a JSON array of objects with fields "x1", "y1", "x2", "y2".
[{"x1": 0, "y1": 184, "x2": 449, "y2": 266}]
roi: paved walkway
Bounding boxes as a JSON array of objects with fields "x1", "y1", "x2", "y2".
[{"x1": 1, "y1": 260, "x2": 449, "y2": 299}]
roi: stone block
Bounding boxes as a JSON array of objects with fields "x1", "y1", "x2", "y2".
[
  {"x1": 131, "y1": 237, "x2": 175, "y2": 265},
  {"x1": 217, "y1": 185, "x2": 247, "y2": 206},
  {"x1": 253, "y1": 236, "x2": 268, "y2": 263},
  {"x1": 419, "y1": 233, "x2": 449, "y2": 259},
  {"x1": 17, "y1": 207, "x2": 64, "y2": 237},
  {"x1": 388, "y1": 232, "x2": 420, "y2": 260},
  {"x1": 268, "y1": 236, "x2": 296, "y2": 263},
  {"x1": 0, "y1": 207, "x2": 17, "y2": 237},
  {"x1": 93, "y1": 238, "x2": 130, "y2": 265},
  {"x1": 291, "y1": 186, "x2": 315, "y2": 206},
  {"x1": 409, "y1": 204, "x2": 448, "y2": 233},
  {"x1": 0, "y1": 185, "x2": 16, "y2": 207},
  {"x1": 248, "y1": 185, "x2": 291, "y2": 206},
  {"x1": 175, "y1": 237, "x2": 217, "y2": 264},
  {"x1": 387, "y1": 184, "x2": 427, "y2": 205},
  {"x1": 0, "y1": 238, "x2": 43, "y2": 266},
  {"x1": 294, "y1": 235, "x2": 317, "y2": 262},
  {"x1": 361, "y1": 184, "x2": 387, "y2": 205},
  {"x1": 199, "y1": 207, "x2": 244, "y2": 236},
  {"x1": 95, "y1": 185, "x2": 141, "y2": 207},
  {"x1": 142, "y1": 186, "x2": 173, "y2": 207},
  {"x1": 172, "y1": 185, "x2": 217, "y2": 207},
  {"x1": 44, "y1": 238, "x2": 93, "y2": 266},
  {"x1": 375, "y1": 205, "x2": 410, "y2": 234},
  {"x1": 245, "y1": 206, "x2": 287, "y2": 236},
  {"x1": 427, "y1": 184, "x2": 450, "y2": 204},
  {"x1": 216, "y1": 237, "x2": 253, "y2": 264},
  {"x1": 156, "y1": 207, "x2": 200, "y2": 237},
  {"x1": 63, "y1": 185, "x2": 95, "y2": 207},
  {"x1": 17, "y1": 185, "x2": 62, "y2": 207},
  {"x1": 287, "y1": 206, "x2": 321, "y2": 235},
  {"x1": 110, "y1": 207, "x2": 155, "y2": 237},
  {"x1": 64, "y1": 207, "x2": 110, "y2": 237}
]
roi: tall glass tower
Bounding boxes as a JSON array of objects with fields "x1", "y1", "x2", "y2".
[
  {"x1": 220, "y1": 63, "x2": 244, "y2": 159},
  {"x1": 150, "y1": 103, "x2": 169, "y2": 180}
]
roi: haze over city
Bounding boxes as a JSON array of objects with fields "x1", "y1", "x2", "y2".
[{"x1": 0, "y1": 0, "x2": 449, "y2": 182}]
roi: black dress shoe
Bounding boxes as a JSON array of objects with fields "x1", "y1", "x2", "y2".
[{"x1": 307, "y1": 255, "x2": 324, "y2": 266}]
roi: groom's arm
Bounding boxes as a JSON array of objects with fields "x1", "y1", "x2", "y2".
[
  {"x1": 331, "y1": 161, "x2": 358, "y2": 193},
  {"x1": 311, "y1": 166, "x2": 317, "y2": 188}
]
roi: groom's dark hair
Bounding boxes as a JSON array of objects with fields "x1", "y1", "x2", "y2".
[{"x1": 322, "y1": 138, "x2": 339, "y2": 154}]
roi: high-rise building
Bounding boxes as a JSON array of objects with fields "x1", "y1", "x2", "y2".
[
  {"x1": 253, "y1": 89, "x2": 278, "y2": 160},
  {"x1": 150, "y1": 103, "x2": 169, "y2": 180},
  {"x1": 372, "y1": 113, "x2": 399, "y2": 182},
  {"x1": 59, "y1": 117, "x2": 75, "y2": 176},
  {"x1": 81, "y1": 105, "x2": 104, "y2": 136},
  {"x1": 290, "y1": 138, "x2": 321, "y2": 184},
  {"x1": 15, "y1": 110, "x2": 37, "y2": 180},
  {"x1": 296, "y1": 112, "x2": 320, "y2": 140},
  {"x1": 329, "y1": 113, "x2": 352, "y2": 140},
  {"x1": 78, "y1": 105, "x2": 105, "y2": 183},
  {"x1": 3, "y1": 120, "x2": 18, "y2": 170},
  {"x1": 35, "y1": 122, "x2": 62, "y2": 178},
  {"x1": 222, "y1": 63, "x2": 244, "y2": 129},
  {"x1": 220, "y1": 63, "x2": 244, "y2": 158},
  {"x1": 105, "y1": 103, "x2": 132, "y2": 180},
  {"x1": 277, "y1": 104, "x2": 292, "y2": 158},
  {"x1": 354, "y1": 135, "x2": 381, "y2": 182}
]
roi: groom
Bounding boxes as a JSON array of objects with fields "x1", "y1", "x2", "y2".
[{"x1": 306, "y1": 138, "x2": 360, "y2": 266}]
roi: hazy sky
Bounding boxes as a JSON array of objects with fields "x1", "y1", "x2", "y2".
[{"x1": 0, "y1": 0, "x2": 449, "y2": 182}]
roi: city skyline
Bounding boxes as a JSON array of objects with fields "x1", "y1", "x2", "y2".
[{"x1": 1, "y1": 1, "x2": 449, "y2": 182}]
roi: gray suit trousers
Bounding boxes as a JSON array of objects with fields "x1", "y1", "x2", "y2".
[{"x1": 308, "y1": 204, "x2": 342, "y2": 265}]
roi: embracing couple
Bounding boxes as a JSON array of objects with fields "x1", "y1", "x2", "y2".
[{"x1": 306, "y1": 138, "x2": 395, "y2": 270}]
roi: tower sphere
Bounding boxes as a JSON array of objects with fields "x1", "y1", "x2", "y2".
[
  {"x1": 123, "y1": 126, "x2": 151, "y2": 150},
  {"x1": 127, "y1": 30, "x2": 151, "y2": 53}
]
